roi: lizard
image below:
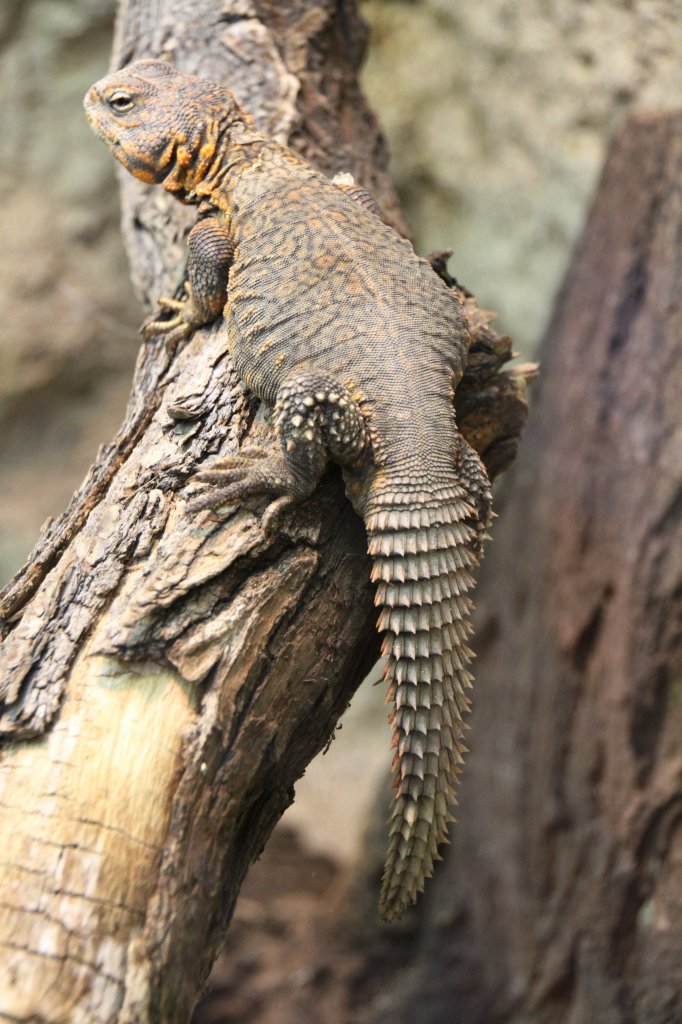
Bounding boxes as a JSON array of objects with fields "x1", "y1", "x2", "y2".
[{"x1": 84, "y1": 59, "x2": 493, "y2": 923}]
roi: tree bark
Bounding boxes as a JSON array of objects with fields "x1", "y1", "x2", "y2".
[
  {"x1": 354, "y1": 113, "x2": 682, "y2": 1024},
  {"x1": 0, "y1": 2, "x2": 530, "y2": 1022}
]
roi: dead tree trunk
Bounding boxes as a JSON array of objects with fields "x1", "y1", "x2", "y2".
[
  {"x1": 0, "y1": 2, "x2": 530, "y2": 1022},
  {"x1": 357, "y1": 114, "x2": 682, "y2": 1024}
]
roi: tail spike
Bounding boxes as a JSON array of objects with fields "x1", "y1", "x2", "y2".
[{"x1": 368, "y1": 463, "x2": 492, "y2": 923}]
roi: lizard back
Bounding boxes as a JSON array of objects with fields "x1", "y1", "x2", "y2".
[{"x1": 211, "y1": 152, "x2": 469, "y2": 478}]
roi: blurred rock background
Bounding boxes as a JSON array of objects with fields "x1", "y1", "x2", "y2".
[
  {"x1": 0, "y1": 0, "x2": 141, "y2": 582},
  {"x1": 363, "y1": 0, "x2": 682, "y2": 350},
  {"x1": 1, "y1": 0, "x2": 681, "y2": 890}
]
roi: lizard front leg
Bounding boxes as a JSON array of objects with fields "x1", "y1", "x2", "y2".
[
  {"x1": 142, "y1": 215, "x2": 233, "y2": 348},
  {"x1": 189, "y1": 373, "x2": 370, "y2": 532}
]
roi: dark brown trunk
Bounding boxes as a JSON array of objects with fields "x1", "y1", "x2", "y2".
[{"x1": 356, "y1": 112, "x2": 682, "y2": 1024}]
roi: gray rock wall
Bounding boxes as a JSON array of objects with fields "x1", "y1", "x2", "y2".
[
  {"x1": 0, "y1": 0, "x2": 139, "y2": 579},
  {"x1": 363, "y1": 0, "x2": 682, "y2": 351}
]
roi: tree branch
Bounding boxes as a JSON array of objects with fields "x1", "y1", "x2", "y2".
[{"x1": 0, "y1": 2, "x2": 532, "y2": 1019}]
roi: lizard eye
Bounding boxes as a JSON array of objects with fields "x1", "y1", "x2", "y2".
[{"x1": 108, "y1": 92, "x2": 134, "y2": 114}]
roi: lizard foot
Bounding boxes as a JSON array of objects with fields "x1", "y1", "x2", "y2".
[
  {"x1": 141, "y1": 284, "x2": 205, "y2": 349},
  {"x1": 188, "y1": 373, "x2": 370, "y2": 533},
  {"x1": 188, "y1": 451, "x2": 300, "y2": 533}
]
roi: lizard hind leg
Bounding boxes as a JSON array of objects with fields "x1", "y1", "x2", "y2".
[{"x1": 189, "y1": 372, "x2": 370, "y2": 532}]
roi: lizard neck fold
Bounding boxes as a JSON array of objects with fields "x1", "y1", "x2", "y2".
[{"x1": 161, "y1": 119, "x2": 264, "y2": 204}]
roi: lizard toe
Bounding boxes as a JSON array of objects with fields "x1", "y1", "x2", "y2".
[
  {"x1": 261, "y1": 496, "x2": 296, "y2": 534},
  {"x1": 195, "y1": 447, "x2": 267, "y2": 474},
  {"x1": 187, "y1": 477, "x2": 261, "y2": 514},
  {"x1": 194, "y1": 466, "x2": 249, "y2": 486},
  {"x1": 157, "y1": 296, "x2": 187, "y2": 313},
  {"x1": 140, "y1": 314, "x2": 185, "y2": 340}
]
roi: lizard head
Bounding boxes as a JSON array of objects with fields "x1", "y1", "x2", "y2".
[{"x1": 84, "y1": 60, "x2": 250, "y2": 196}]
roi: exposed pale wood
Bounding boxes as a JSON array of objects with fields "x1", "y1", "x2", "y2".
[{"x1": 1, "y1": 653, "x2": 194, "y2": 1018}]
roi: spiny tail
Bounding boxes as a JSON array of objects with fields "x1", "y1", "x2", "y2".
[{"x1": 366, "y1": 474, "x2": 488, "y2": 922}]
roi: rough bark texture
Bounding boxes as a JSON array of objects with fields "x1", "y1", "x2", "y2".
[
  {"x1": 346, "y1": 113, "x2": 682, "y2": 1024},
  {"x1": 0, "y1": 2, "x2": 531, "y2": 1022}
]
